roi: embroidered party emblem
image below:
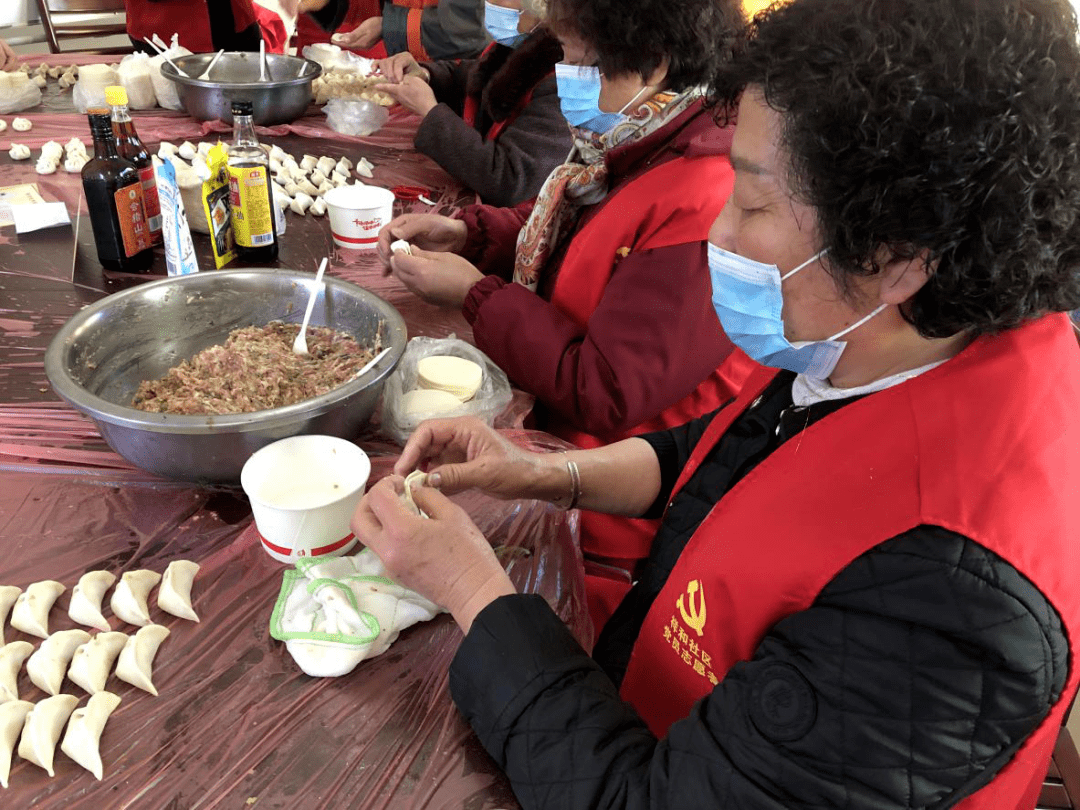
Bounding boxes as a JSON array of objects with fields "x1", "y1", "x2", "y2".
[{"x1": 677, "y1": 579, "x2": 707, "y2": 637}]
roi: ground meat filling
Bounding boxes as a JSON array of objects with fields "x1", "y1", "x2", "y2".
[{"x1": 132, "y1": 322, "x2": 377, "y2": 414}]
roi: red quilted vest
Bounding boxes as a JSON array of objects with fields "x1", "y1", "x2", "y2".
[
  {"x1": 543, "y1": 145, "x2": 752, "y2": 633},
  {"x1": 619, "y1": 314, "x2": 1080, "y2": 809}
]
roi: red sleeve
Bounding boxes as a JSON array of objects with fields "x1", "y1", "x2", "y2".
[
  {"x1": 456, "y1": 201, "x2": 535, "y2": 279},
  {"x1": 464, "y1": 241, "x2": 734, "y2": 438}
]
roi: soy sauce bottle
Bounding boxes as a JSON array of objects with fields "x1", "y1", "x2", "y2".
[
  {"x1": 106, "y1": 85, "x2": 162, "y2": 245},
  {"x1": 227, "y1": 100, "x2": 279, "y2": 262},
  {"x1": 81, "y1": 109, "x2": 154, "y2": 273}
]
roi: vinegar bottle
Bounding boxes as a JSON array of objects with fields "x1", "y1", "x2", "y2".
[
  {"x1": 81, "y1": 109, "x2": 155, "y2": 273},
  {"x1": 105, "y1": 85, "x2": 162, "y2": 245},
  {"x1": 227, "y1": 100, "x2": 279, "y2": 263}
]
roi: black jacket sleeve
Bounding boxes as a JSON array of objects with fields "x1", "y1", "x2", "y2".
[
  {"x1": 448, "y1": 527, "x2": 1068, "y2": 810},
  {"x1": 636, "y1": 409, "x2": 723, "y2": 519},
  {"x1": 414, "y1": 74, "x2": 573, "y2": 206},
  {"x1": 423, "y1": 57, "x2": 474, "y2": 113}
]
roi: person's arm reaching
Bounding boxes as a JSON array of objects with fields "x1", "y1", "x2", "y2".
[{"x1": 0, "y1": 39, "x2": 19, "y2": 71}]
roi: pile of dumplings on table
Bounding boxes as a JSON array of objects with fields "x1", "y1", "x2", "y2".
[{"x1": 0, "y1": 560, "x2": 199, "y2": 786}]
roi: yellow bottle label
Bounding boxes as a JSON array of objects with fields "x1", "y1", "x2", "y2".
[{"x1": 227, "y1": 164, "x2": 274, "y2": 248}]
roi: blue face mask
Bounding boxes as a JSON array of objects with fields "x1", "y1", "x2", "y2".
[
  {"x1": 707, "y1": 243, "x2": 887, "y2": 379},
  {"x1": 555, "y1": 63, "x2": 629, "y2": 134},
  {"x1": 484, "y1": 1, "x2": 525, "y2": 47}
]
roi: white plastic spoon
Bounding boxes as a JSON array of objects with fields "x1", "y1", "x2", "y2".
[
  {"x1": 293, "y1": 258, "x2": 328, "y2": 355},
  {"x1": 353, "y1": 346, "x2": 391, "y2": 379},
  {"x1": 258, "y1": 40, "x2": 270, "y2": 82},
  {"x1": 196, "y1": 49, "x2": 225, "y2": 82}
]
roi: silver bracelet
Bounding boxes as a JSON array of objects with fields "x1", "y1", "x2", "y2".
[{"x1": 565, "y1": 459, "x2": 581, "y2": 510}]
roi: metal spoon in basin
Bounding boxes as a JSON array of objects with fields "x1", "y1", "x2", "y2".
[
  {"x1": 195, "y1": 49, "x2": 225, "y2": 82},
  {"x1": 293, "y1": 258, "x2": 328, "y2": 355}
]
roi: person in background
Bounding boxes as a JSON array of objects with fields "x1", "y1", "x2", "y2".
[
  {"x1": 353, "y1": 0, "x2": 1080, "y2": 807},
  {"x1": 0, "y1": 39, "x2": 19, "y2": 71},
  {"x1": 125, "y1": 0, "x2": 288, "y2": 54},
  {"x1": 368, "y1": 0, "x2": 569, "y2": 206},
  {"x1": 377, "y1": 0, "x2": 750, "y2": 636},
  {"x1": 296, "y1": 0, "x2": 487, "y2": 61}
]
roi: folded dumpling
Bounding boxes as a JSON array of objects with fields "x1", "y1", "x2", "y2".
[
  {"x1": 0, "y1": 641, "x2": 34, "y2": 703},
  {"x1": 115, "y1": 625, "x2": 169, "y2": 696},
  {"x1": 67, "y1": 632, "x2": 127, "y2": 695},
  {"x1": 68, "y1": 571, "x2": 116, "y2": 632},
  {"x1": 0, "y1": 586, "x2": 21, "y2": 645},
  {"x1": 17, "y1": 693, "x2": 79, "y2": 776},
  {"x1": 10, "y1": 581, "x2": 65, "y2": 639},
  {"x1": 0, "y1": 700, "x2": 33, "y2": 788},
  {"x1": 26, "y1": 630, "x2": 91, "y2": 696},
  {"x1": 158, "y1": 561, "x2": 200, "y2": 622},
  {"x1": 110, "y1": 570, "x2": 161, "y2": 627},
  {"x1": 60, "y1": 691, "x2": 121, "y2": 780}
]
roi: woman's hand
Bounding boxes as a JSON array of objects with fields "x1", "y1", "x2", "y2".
[
  {"x1": 395, "y1": 417, "x2": 570, "y2": 501},
  {"x1": 377, "y1": 214, "x2": 468, "y2": 265},
  {"x1": 0, "y1": 39, "x2": 19, "y2": 72},
  {"x1": 375, "y1": 75, "x2": 438, "y2": 117},
  {"x1": 332, "y1": 16, "x2": 383, "y2": 50},
  {"x1": 391, "y1": 248, "x2": 483, "y2": 308},
  {"x1": 374, "y1": 52, "x2": 427, "y2": 84},
  {"x1": 352, "y1": 475, "x2": 516, "y2": 633}
]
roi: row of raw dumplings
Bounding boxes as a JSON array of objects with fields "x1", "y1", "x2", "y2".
[
  {"x1": 312, "y1": 70, "x2": 395, "y2": 106},
  {"x1": 7, "y1": 136, "x2": 89, "y2": 174},
  {"x1": 0, "y1": 560, "x2": 199, "y2": 641},
  {"x1": 268, "y1": 145, "x2": 374, "y2": 217},
  {"x1": 2, "y1": 691, "x2": 120, "y2": 785},
  {"x1": 155, "y1": 141, "x2": 376, "y2": 218},
  {"x1": 15, "y1": 61, "x2": 83, "y2": 89},
  {"x1": 2, "y1": 624, "x2": 169, "y2": 702}
]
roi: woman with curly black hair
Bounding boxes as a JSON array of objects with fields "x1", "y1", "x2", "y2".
[
  {"x1": 352, "y1": 1, "x2": 1080, "y2": 808},
  {"x1": 372, "y1": 0, "x2": 750, "y2": 636}
]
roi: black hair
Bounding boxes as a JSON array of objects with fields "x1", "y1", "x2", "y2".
[
  {"x1": 547, "y1": 0, "x2": 743, "y2": 91},
  {"x1": 711, "y1": 0, "x2": 1080, "y2": 337}
]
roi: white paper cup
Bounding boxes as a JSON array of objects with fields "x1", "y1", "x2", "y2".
[
  {"x1": 241, "y1": 435, "x2": 371, "y2": 564},
  {"x1": 324, "y1": 184, "x2": 395, "y2": 250}
]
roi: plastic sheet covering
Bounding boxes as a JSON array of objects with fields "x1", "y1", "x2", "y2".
[
  {"x1": 0, "y1": 52, "x2": 588, "y2": 808},
  {"x1": 0, "y1": 430, "x2": 587, "y2": 807}
]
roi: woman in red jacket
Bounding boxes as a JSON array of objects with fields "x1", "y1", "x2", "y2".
[{"x1": 376, "y1": 0, "x2": 750, "y2": 635}]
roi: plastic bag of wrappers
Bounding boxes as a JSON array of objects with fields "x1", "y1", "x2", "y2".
[{"x1": 324, "y1": 99, "x2": 389, "y2": 137}]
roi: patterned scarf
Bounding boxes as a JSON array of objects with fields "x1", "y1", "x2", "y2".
[{"x1": 512, "y1": 87, "x2": 704, "y2": 290}]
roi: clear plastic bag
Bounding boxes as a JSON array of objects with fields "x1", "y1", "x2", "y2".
[
  {"x1": 148, "y1": 36, "x2": 192, "y2": 111},
  {"x1": 0, "y1": 73, "x2": 42, "y2": 114},
  {"x1": 324, "y1": 98, "x2": 390, "y2": 137},
  {"x1": 72, "y1": 64, "x2": 119, "y2": 113},
  {"x1": 117, "y1": 52, "x2": 158, "y2": 110},
  {"x1": 381, "y1": 336, "x2": 513, "y2": 446}
]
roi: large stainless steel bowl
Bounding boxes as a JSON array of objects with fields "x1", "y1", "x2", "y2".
[
  {"x1": 44, "y1": 269, "x2": 406, "y2": 484},
  {"x1": 161, "y1": 52, "x2": 322, "y2": 125}
]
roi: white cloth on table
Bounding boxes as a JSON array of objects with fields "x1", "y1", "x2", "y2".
[{"x1": 269, "y1": 548, "x2": 442, "y2": 677}]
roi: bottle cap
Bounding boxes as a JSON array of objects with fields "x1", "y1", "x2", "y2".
[
  {"x1": 104, "y1": 85, "x2": 129, "y2": 106},
  {"x1": 231, "y1": 100, "x2": 254, "y2": 116}
]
